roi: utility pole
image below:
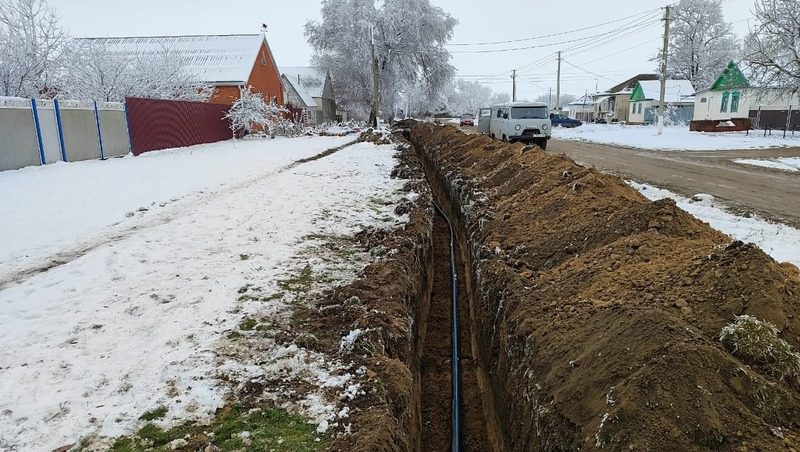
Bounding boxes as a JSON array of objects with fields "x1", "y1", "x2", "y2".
[
  {"x1": 548, "y1": 88, "x2": 552, "y2": 111},
  {"x1": 657, "y1": 6, "x2": 671, "y2": 135},
  {"x1": 511, "y1": 69, "x2": 517, "y2": 102},
  {"x1": 556, "y1": 51, "x2": 562, "y2": 111},
  {"x1": 369, "y1": 25, "x2": 381, "y2": 128}
]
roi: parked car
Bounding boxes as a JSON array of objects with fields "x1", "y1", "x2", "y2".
[
  {"x1": 459, "y1": 113, "x2": 475, "y2": 127},
  {"x1": 549, "y1": 113, "x2": 583, "y2": 128},
  {"x1": 478, "y1": 102, "x2": 551, "y2": 149}
]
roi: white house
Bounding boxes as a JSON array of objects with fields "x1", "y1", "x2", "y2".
[
  {"x1": 567, "y1": 95, "x2": 595, "y2": 122},
  {"x1": 628, "y1": 79, "x2": 695, "y2": 125},
  {"x1": 280, "y1": 67, "x2": 337, "y2": 125},
  {"x1": 691, "y1": 61, "x2": 800, "y2": 132}
]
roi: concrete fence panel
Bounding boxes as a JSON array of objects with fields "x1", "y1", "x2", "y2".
[
  {"x1": 98, "y1": 108, "x2": 131, "y2": 158},
  {"x1": 125, "y1": 97, "x2": 231, "y2": 156},
  {"x1": 58, "y1": 100, "x2": 101, "y2": 162},
  {"x1": 36, "y1": 101, "x2": 63, "y2": 164},
  {"x1": 0, "y1": 100, "x2": 40, "y2": 171}
]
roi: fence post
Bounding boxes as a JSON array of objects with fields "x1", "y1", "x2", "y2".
[
  {"x1": 30, "y1": 98, "x2": 46, "y2": 165},
  {"x1": 93, "y1": 100, "x2": 106, "y2": 160},
  {"x1": 123, "y1": 100, "x2": 135, "y2": 156},
  {"x1": 53, "y1": 98, "x2": 68, "y2": 162},
  {"x1": 785, "y1": 105, "x2": 792, "y2": 139}
]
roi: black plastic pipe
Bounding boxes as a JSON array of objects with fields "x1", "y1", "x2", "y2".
[{"x1": 433, "y1": 200, "x2": 462, "y2": 452}]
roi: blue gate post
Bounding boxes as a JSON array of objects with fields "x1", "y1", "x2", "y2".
[
  {"x1": 93, "y1": 100, "x2": 106, "y2": 160},
  {"x1": 53, "y1": 98, "x2": 68, "y2": 162},
  {"x1": 30, "y1": 99, "x2": 46, "y2": 165}
]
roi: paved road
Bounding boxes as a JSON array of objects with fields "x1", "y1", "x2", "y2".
[{"x1": 457, "y1": 125, "x2": 800, "y2": 227}]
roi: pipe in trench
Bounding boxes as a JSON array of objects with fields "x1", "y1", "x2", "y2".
[{"x1": 432, "y1": 200, "x2": 462, "y2": 452}]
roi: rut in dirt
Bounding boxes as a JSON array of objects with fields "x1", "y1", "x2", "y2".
[{"x1": 420, "y1": 214, "x2": 491, "y2": 452}]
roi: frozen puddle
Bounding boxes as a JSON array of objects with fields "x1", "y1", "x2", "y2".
[{"x1": 0, "y1": 140, "x2": 407, "y2": 451}]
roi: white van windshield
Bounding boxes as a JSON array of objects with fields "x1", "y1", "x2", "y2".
[{"x1": 511, "y1": 106, "x2": 548, "y2": 119}]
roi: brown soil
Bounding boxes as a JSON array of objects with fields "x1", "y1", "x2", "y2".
[
  {"x1": 420, "y1": 216, "x2": 454, "y2": 451},
  {"x1": 403, "y1": 121, "x2": 800, "y2": 451}
]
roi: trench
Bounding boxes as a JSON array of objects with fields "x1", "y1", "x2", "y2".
[{"x1": 412, "y1": 137, "x2": 505, "y2": 451}]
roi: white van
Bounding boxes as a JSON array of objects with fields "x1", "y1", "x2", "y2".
[{"x1": 477, "y1": 102, "x2": 551, "y2": 149}]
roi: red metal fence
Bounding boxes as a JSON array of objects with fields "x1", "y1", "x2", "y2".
[{"x1": 125, "y1": 97, "x2": 232, "y2": 156}]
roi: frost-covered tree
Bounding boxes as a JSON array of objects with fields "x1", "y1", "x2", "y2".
[
  {"x1": 0, "y1": 0, "x2": 66, "y2": 97},
  {"x1": 534, "y1": 93, "x2": 577, "y2": 109},
  {"x1": 489, "y1": 92, "x2": 510, "y2": 105},
  {"x1": 656, "y1": 0, "x2": 738, "y2": 91},
  {"x1": 60, "y1": 41, "x2": 213, "y2": 102},
  {"x1": 225, "y1": 88, "x2": 287, "y2": 137},
  {"x1": 446, "y1": 79, "x2": 492, "y2": 115},
  {"x1": 305, "y1": 0, "x2": 457, "y2": 122},
  {"x1": 743, "y1": 0, "x2": 800, "y2": 92}
]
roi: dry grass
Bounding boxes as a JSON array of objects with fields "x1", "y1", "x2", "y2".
[{"x1": 720, "y1": 315, "x2": 800, "y2": 379}]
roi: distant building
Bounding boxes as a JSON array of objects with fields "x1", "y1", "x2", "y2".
[
  {"x1": 280, "y1": 67, "x2": 337, "y2": 125},
  {"x1": 691, "y1": 61, "x2": 800, "y2": 132},
  {"x1": 628, "y1": 79, "x2": 695, "y2": 125},
  {"x1": 566, "y1": 95, "x2": 596, "y2": 122},
  {"x1": 593, "y1": 74, "x2": 660, "y2": 123},
  {"x1": 74, "y1": 34, "x2": 284, "y2": 106}
]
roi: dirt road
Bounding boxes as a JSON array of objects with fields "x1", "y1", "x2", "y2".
[
  {"x1": 546, "y1": 140, "x2": 800, "y2": 227},
  {"x1": 457, "y1": 124, "x2": 800, "y2": 227}
]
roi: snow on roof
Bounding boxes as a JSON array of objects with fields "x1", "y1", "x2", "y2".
[
  {"x1": 280, "y1": 67, "x2": 327, "y2": 106},
  {"x1": 74, "y1": 34, "x2": 266, "y2": 84},
  {"x1": 637, "y1": 80, "x2": 696, "y2": 102},
  {"x1": 568, "y1": 95, "x2": 595, "y2": 106}
]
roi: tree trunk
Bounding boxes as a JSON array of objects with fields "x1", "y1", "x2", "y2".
[{"x1": 369, "y1": 41, "x2": 381, "y2": 129}]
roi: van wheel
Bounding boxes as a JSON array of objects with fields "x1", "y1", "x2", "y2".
[
  {"x1": 538, "y1": 139, "x2": 548, "y2": 150},
  {"x1": 491, "y1": 133, "x2": 495, "y2": 139},
  {"x1": 502, "y1": 134, "x2": 507, "y2": 142}
]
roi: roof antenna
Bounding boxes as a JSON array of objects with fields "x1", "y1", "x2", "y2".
[{"x1": 261, "y1": 23, "x2": 268, "y2": 34}]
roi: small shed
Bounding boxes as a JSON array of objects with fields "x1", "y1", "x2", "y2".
[
  {"x1": 628, "y1": 79, "x2": 695, "y2": 125},
  {"x1": 280, "y1": 67, "x2": 337, "y2": 125}
]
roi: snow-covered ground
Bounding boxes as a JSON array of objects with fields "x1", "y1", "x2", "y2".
[
  {"x1": 734, "y1": 156, "x2": 800, "y2": 172},
  {"x1": 0, "y1": 136, "x2": 352, "y2": 283},
  {"x1": 554, "y1": 123, "x2": 800, "y2": 151},
  {"x1": 0, "y1": 137, "x2": 408, "y2": 450},
  {"x1": 629, "y1": 181, "x2": 800, "y2": 268}
]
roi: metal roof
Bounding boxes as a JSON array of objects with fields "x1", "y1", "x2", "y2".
[
  {"x1": 280, "y1": 67, "x2": 327, "y2": 106},
  {"x1": 73, "y1": 34, "x2": 266, "y2": 84}
]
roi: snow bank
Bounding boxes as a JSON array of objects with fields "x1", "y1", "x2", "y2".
[
  {"x1": 0, "y1": 136, "x2": 353, "y2": 282},
  {"x1": 0, "y1": 139, "x2": 405, "y2": 450},
  {"x1": 554, "y1": 123, "x2": 800, "y2": 151},
  {"x1": 629, "y1": 181, "x2": 800, "y2": 268},
  {"x1": 734, "y1": 157, "x2": 800, "y2": 172}
]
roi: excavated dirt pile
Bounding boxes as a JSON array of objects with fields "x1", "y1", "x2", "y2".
[{"x1": 402, "y1": 121, "x2": 800, "y2": 451}]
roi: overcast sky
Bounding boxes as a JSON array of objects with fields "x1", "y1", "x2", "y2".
[{"x1": 49, "y1": 0, "x2": 757, "y2": 100}]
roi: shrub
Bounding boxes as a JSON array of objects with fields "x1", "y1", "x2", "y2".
[{"x1": 720, "y1": 315, "x2": 800, "y2": 379}]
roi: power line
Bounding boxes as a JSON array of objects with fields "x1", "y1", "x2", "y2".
[
  {"x1": 449, "y1": 15, "x2": 660, "y2": 55},
  {"x1": 446, "y1": 8, "x2": 662, "y2": 46}
]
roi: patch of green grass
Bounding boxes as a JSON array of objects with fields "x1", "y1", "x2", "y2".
[
  {"x1": 139, "y1": 406, "x2": 168, "y2": 421},
  {"x1": 238, "y1": 317, "x2": 258, "y2": 331},
  {"x1": 108, "y1": 405, "x2": 324, "y2": 452},
  {"x1": 277, "y1": 266, "x2": 335, "y2": 294}
]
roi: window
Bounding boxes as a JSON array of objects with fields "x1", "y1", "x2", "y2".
[
  {"x1": 497, "y1": 108, "x2": 503, "y2": 118},
  {"x1": 721, "y1": 92, "x2": 730, "y2": 112},
  {"x1": 731, "y1": 91, "x2": 740, "y2": 113},
  {"x1": 510, "y1": 106, "x2": 548, "y2": 119},
  {"x1": 632, "y1": 103, "x2": 636, "y2": 114},
  {"x1": 261, "y1": 51, "x2": 267, "y2": 66},
  {"x1": 637, "y1": 103, "x2": 642, "y2": 114},
  {"x1": 480, "y1": 109, "x2": 491, "y2": 117},
  {"x1": 700, "y1": 97, "x2": 707, "y2": 103}
]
